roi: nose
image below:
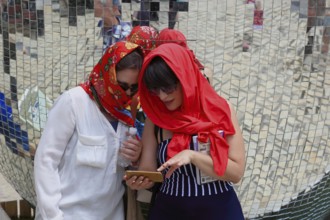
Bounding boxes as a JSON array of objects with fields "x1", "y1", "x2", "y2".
[
  {"x1": 125, "y1": 89, "x2": 132, "y2": 97},
  {"x1": 158, "y1": 90, "x2": 168, "y2": 101},
  {"x1": 126, "y1": 88, "x2": 137, "y2": 97}
]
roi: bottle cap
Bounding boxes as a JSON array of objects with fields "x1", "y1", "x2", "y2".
[{"x1": 128, "y1": 127, "x2": 137, "y2": 136}]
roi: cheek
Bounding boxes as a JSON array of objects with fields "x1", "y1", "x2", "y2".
[
  {"x1": 176, "y1": 96, "x2": 183, "y2": 108},
  {"x1": 171, "y1": 94, "x2": 183, "y2": 110},
  {"x1": 117, "y1": 69, "x2": 139, "y2": 84},
  {"x1": 131, "y1": 69, "x2": 139, "y2": 82},
  {"x1": 175, "y1": 89, "x2": 183, "y2": 106}
]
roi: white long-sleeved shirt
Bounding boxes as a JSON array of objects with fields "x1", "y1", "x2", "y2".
[{"x1": 34, "y1": 86, "x2": 129, "y2": 220}]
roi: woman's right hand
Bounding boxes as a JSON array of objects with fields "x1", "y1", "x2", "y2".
[{"x1": 124, "y1": 175, "x2": 154, "y2": 190}]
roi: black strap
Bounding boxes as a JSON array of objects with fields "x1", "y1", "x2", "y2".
[
  {"x1": 154, "y1": 125, "x2": 159, "y2": 143},
  {"x1": 154, "y1": 125, "x2": 164, "y2": 144},
  {"x1": 159, "y1": 128, "x2": 163, "y2": 142}
]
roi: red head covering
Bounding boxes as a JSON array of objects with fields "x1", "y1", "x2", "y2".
[
  {"x1": 126, "y1": 26, "x2": 159, "y2": 55},
  {"x1": 139, "y1": 43, "x2": 235, "y2": 176},
  {"x1": 156, "y1": 28, "x2": 188, "y2": 48},
  {"x1": 80, "y1": 41, "x2": 141, "y2": 126},
  {"x1": 156, "y1": 28, "x2": 204, "y2": 70}
]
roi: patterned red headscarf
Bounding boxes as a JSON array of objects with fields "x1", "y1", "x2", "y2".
[
  {"x1": 139, "y1": 43, "x2": 235, "y2": 176},
  {"x1": 126, "y1": 26, "x2": 159, "y2": 55},
  {"x1": 156, "y1": 28, "x2": 204, "y2": 70},
  {"x1": 80, "y1": 41, "x2": 141, "y2": 126}
]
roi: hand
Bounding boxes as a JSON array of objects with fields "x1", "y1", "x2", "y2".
[
  {"x1": 120, "y1": 137, "x2": 142, "y2": 163},
  {"x1": 157, "y1": 150, "x2": 194, "y2": 178},
  {"x1": 124, "y1": 175, "x2": 154, "y2": 190}
]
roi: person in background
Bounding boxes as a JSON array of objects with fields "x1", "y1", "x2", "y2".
[
  {"x1": 94, "y1": 0, "x2": 120, "y2": 31},
  {"x1": 94, "y1": 0, "x2": 132, "y2": 52},
  {"x1": 34, "y1": 41, "x2": 144, "y2": 220},
  {"x1": 126, "y1": 43, "x2": 246, "y2": 220}
]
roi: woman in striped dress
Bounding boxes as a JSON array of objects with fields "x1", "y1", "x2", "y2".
[{"x1": 126, "y1": 43, "x2": 246, "y2": 220}]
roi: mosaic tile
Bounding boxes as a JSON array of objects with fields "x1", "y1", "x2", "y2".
[{"x1": 0, "y1": 0, "x2": 329, "y2": 219}]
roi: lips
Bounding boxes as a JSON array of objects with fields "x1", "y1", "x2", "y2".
[{"x1": 163, "y1": 99, "x2": 173, "y2": 106}]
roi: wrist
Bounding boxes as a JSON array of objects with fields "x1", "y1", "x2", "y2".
[
  {"x1": 131, "y1": 160, "x2": 139, "y2": 167},
  {"x1": 189, "y1": 150, "x2": 197, "y2": 164}
]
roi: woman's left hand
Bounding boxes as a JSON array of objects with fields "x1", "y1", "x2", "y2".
[
  {"x1": 120, "y1": 138, "x2": 142, "y2": 163},
  {"x1": 124, "y1": 175, "x2": 154, "y2": 190},
  {"x1": 157, "y1": 150, "x2": 194, "y2": 178}
]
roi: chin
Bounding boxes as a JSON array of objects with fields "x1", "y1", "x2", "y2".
[{"x1": 166, "y1": 105, "x2": 180, "y2": 111}]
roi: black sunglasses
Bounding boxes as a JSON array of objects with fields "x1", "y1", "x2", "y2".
[
  {"x1": 117, "y1": 81, "x2": 138, "y2": 95},
  {"x1": 149, "y1": 83, "x2": 178, "y2": 96}
]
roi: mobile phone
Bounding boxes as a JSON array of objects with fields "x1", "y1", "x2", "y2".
[{"x1": 125, "y1": 170, "x2": 164, "y2": 182}]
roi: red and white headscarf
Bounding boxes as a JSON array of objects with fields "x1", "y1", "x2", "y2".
[
  {"x1": 139, "y1": 43, "x2": 235, "y2": 176},
  {"x1": 80, "y1": 41, "x2": 141, "y2": 126},
  {"x1": 126, "y1": 26, "x2": 159, "y2": 56}
]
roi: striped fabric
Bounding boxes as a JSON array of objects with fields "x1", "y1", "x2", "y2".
[{"x1": 157, "y1": 139, "x2": 233, "y2": 197}]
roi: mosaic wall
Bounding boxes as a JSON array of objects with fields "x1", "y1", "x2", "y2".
[{"x1": 0, "y1": 0, "x2": 330, "y2": 219}]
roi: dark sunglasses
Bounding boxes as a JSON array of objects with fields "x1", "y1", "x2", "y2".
[
  {"x1": 149, "y1": 84, "x2": 178, "y2": 96},
  {"x1": 117, "y1": 81, "x2": 138, "y2": 95}
]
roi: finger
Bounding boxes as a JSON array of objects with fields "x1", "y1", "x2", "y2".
[
  {"x1": 120, "y1": 147, "x2": 134, "y2": 156},
  {"x1": 127, "y1": 138, "x2": 142, "y2": 147},
  {"x1": 124, "y1": 138, "x2": 139, "y2": 145},
  {"x1": 125, "y1": 142, "x2": 142, "y2": 154},
  {"x1": 127, "y1": 176, "x2": 138, "y2": 184},
  {"x1": 165, "y1": 167, "x2": 176, "y2": 178},
  {"x1": 121, "y1": 150, "x2": 140, "y2": 162},
  {"x1": 120, "y1": 145, "x2": 140, "y2": 158},
  {"x1": 138, "y1": 178, "x2": 152, "y2": 187},
  {"x1": 165, "y1": 161, "x2": 182, "y2": 178},
  {"x1": 157, "y1": 162, "x2": 170, "y2": 172},
  {"x1": 131, "y1": 177, "x2": 149, "y2": 189},
  {"x1": 121, "y1": 142, "x2": 141, "y2": 153}
]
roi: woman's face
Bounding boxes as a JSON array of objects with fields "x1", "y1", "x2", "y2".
[
  {"x1": 153, "y1": 84, "x2": 183, "y2": 111},
  {"x1": 116, "y1": 68, "x2": 139, "y2": 97}
]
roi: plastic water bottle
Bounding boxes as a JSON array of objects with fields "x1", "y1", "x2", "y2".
[{"x1": 118, "y1": 127, "x2": 137, "y2": 167}]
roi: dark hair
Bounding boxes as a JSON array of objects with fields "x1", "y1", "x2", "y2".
[
  {"x1": 143, "y1": 57, "x2": 179, "y2": 90},
  {"x1": 116, "y1": 49, "x2": 143, "y2": 72}
]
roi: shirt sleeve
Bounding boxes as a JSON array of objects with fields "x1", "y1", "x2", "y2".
[{"x1": 34, "y1": 91, "x2": 76, "y2": 220}]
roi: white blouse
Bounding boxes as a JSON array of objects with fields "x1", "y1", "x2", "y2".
[{"x1": 34, "y1": 86, "x2": 130, "y2": 220}]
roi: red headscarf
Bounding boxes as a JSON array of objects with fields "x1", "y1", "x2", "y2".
[
  {"x1": 126, "y1": 26, "x2": 159, "y2": 55},
  {"x1": 156, "y1": 28, "x2": 204, "y2": 70},
  {"x1": 80, "y1": 41, "x2": 141, "y2": 126},
  {"x1": 139, "y1": 43, "x2": 235, "y2": 176}
]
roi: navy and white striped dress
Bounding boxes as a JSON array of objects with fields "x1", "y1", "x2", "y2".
[
  {"x1": 158, "y1": 139, "x2": 233, "y2": 197},
  {"x1": 148, "y1": 137, "x2": 244, "y2": 220}
]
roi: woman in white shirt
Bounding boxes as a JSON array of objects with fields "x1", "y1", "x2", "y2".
[{"x1": 34, "y1": 41, "x2": 144, "y2": 220}]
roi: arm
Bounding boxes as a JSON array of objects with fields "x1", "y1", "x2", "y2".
[
  {"x1": 34, "y1": 92, "x2": 75, "y2": 220},
  {"x1": 124, "y1": 117, "x2": 158, "y2": 189},
  {"x1": 158, "y1": 102, "x2": 246, "y2": 184},
  {"x1": 94, "y1": 0, "x2": 119, "y2": 29}
]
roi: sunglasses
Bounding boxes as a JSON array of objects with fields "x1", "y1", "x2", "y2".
[
  {"x1": 149, "y1": 84, "x2": 178, "y2": 96},
  {"x1": 117, "y1": 81, "x2": 138, "y2": 95}
]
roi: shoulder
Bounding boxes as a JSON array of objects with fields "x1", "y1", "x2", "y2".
[
  {"x1": 65, "y1": 87, "x2": 91, "y2": 104},
  {"x1": 52, "y1": 87, "x2": 92, "y2": 112}
]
